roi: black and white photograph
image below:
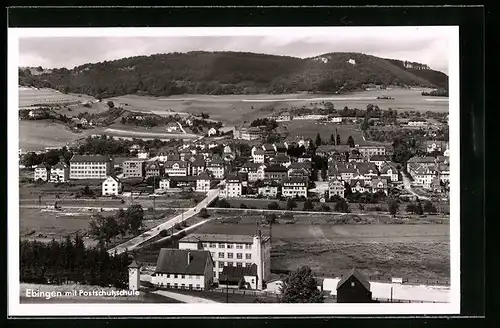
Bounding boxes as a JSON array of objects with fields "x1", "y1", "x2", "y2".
[{"x1": 8, "y1": 26, "x2": 460, "y2": 316}]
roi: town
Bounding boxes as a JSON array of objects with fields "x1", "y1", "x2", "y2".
[{"x1": 19, "y1": 95, "x2": 450, "y2": 304}]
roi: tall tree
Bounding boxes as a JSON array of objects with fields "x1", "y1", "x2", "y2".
[
  {"x1": 347, "y1": 135, "x2": 355, "y2": 148},
  {"x1": 303, "y1": 199, "x2": 314, "y2": 211},
  {"x1": 330, "y1": 134, "x2": 335, "y2": 144},
  {"x1": 286, "y1": 199, "x2": 298, "y2": 211},
  {"x1": 387, "y1": 198, "x2": 399, "y2": 217},
  {"x1": 315, "y1": 133, "x2": 322, "y2": 147},
  {"x1": 281, "y1": 266, "x2": 324, "y2": 303},
  {"x1": 336, "y1": 134, "x2": 341, "y2": 146}
]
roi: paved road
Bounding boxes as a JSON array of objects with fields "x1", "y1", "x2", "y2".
[
  {"x1": 107, "y1": 189, "x2": 219, "y2": 255},
  {"x1": 152, "y1": 290, "x2": 219, "y2": 303},
  {"x1": 401, "y1": 171, "x2": 430, "y2": 200}
]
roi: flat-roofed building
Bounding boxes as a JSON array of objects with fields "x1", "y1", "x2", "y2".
[{"x1": 69, "y1": 155, "x2": 113, "y2": 180}]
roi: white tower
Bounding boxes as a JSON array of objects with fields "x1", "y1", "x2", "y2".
[
  {"x1": 253, "y1": 232, "x2": 264, "y2": 290},
  {"x1": 128, "y1": 260, "x2": 141, "y2": 291}
]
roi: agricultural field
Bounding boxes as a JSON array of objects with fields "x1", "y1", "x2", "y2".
[
  {"x1": 191, "y1": 215, "x2": 450, "y2": 282},
  {"x1": 18, "y1": 87, "x2": 90, "y2": 108},
  {"x1": 19, "y1": 120, "x2": 89, "y2": 151}
]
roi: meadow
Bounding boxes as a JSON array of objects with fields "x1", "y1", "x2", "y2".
[{"x1": 18, "y1": 87, "x2": 88, "y2": 108}]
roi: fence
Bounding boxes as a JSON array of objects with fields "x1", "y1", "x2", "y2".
[
  {"x1": 372, "y1": 297, "x2": 444, "y2": 303},
  {"x1": 314, "y1": 272, "x2": 450, "y2": 286}
]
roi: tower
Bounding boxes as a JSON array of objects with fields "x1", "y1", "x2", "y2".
[
  {"x1": 128, "y1": 260, "x2": 141, "y2": 291},
  {"x1": 253, "y1": 232, "x2": 264, "y2": 290}
]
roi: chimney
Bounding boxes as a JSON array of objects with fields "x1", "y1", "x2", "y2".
[{"x1": 187, "y1": 252, "x2": 192, "y2": 265}]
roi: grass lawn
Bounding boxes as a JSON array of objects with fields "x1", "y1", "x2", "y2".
[
  {"x1": 19, "y1": 120, "x2": 89, "y2": 151},
  {"x1": 159, "y1": 287, "x2": 280, "y2": 303}
]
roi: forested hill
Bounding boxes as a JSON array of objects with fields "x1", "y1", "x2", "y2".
[{"x1": 19, "y1": 51, "x2": 448, "y2": 98}]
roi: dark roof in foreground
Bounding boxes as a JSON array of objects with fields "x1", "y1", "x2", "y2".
[
  {"x1": 70, "y1": 154, "x2": 112, "y2": 163},
  {"x1": 155, "y1": 248, "x2": 211, "y2": 275},
  {"x1": 220, "y1": 264, "x2": 258, "y2": 283},
  {"x1": 336, "y1": 268, "x2": 371, "y2": 291},
  {"x1": 180, "y1": 233, "x2": 257, "y2": 244}
]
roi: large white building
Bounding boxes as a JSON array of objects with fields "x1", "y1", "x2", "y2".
[
  {"x1": 151, "y1": 249, "x2": 214, "y2": 290},
  {"x1": 33, "y1": 163, "x2": 50, "y2": 181},
  {"x1": 221, "y1": 176, "x2": 242, "y2": 198},
  {"x1": 69, "y1": 155, "x2": 113, "y2": 180},
  {"x1": 281, "y1": 177, "x2": 308, "y2": 198},
  {"x1": 102, "y1": 176, "x2": 122, "y2": 196},
  {"x1": 206, "y1": 159, "x2": 225, "y2": 179},
  {"x1": 178, "y1": 232, "x2": 271, "y2": 289},
  {"x1": 164, "y1": 161, "x2": 189, "y2": 177},
  {"x1": 196, "y1": 173, "x2": 212, "y2": 192}
]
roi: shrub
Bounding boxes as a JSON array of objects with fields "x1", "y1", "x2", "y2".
[
  {"x1": 267, "y1": 202, "x2": 280, "y2": 210},
  {"x1": 199, "y1": 208, "x2": 210, "y2": 218},
  {"x1": 174, "y1": 223, "x2": 182, "y2": 230},
  {"x1": 239, "y1": 203, "x2": 248, "y2": 209},
  {"x1": 159, "y1": 229, "x2": 169, "y2": 238},
  {"x1": 321, "y1": 205, "x2": 331, "y2": 212}
]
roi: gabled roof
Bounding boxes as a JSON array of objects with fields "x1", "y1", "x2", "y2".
[
  {"x1": 145, "y1": 161, "x2": 161, "y2": 170},
  {"x1": 180, "y1": 233, "x2": 262, "y2": 244},
  {"x1": 253, "y1": 149, "x2": 265, "y2": 156},
  {"x1": 350, "y1": 179, "x2": 366, "y2": 187},
  {"x1": 337, "y1": 268, "x2": 371, "y2": 291},
  {"x1": 70, "y1": 155, "x2": 112, "y2": 163},
  {"x1": 265, "y1": 165, "x2": 288, "y2": 173},
  {"x1": 369, "y1": 155, "x2": 388, "y2": 161},
  {"x1": 165, "y1": 161, "x2": 188, "y2": 168},
  {"x1": 155, "y1": 248, "x2": 211, "y2": 275},
  {"x1": 51, "y1": 162, "x2": 68, "y2": 170},
  {"x1": 105, "y1": 175, "x2": 121, "y2": 183},
  {"x1": 220, "y1": 264, "x2": 258, "y2": 283},
  {"x1": 262, "y1": 144, "x2": 275, "y2": 151},
  {"x1": 128, "y1": 260, "x2": 140, "y2": 269},
  {"x1": 282, "y1": 177, "x2": 308, "y2": 185},
  {"x1": 289, "y1": 162, "x2": 312, "y2": 170},
  {"x1": 407, "y1": 156, "x2": 436, "y2": 163},
  {"x1": 197, "y1": 172, "x2": 211, "y2": 180}
]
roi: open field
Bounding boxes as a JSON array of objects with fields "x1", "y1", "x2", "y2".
[
  {"x1": 105, "y1": 89, "x2": 448, "y2": 126},
  {"x1": 102, "y1": 127, "x2": 198, "y2": 140},
  {"x1": 193, "y1": 218, "x2": 450, "y2": 282},
  {"x1": 19, "y1": 120, "x2": 89, "y2": 151},
  {"x1": 19, "y1": 87, "x2": 88, "y2": 108},
  {"x1": 20, "y1": 283, "x2": 180, "y2": 303}
]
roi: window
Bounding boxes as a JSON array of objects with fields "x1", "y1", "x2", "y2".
[
  {"x1": 174, "y1": 274, "x2": 178, "y2": 278},
  {"x1": 211, "y1": 252, "x2": 215, "y2": 258},
  {"x1": 167, "y1": 274, "x2": 170, "y2": 278},
  {"x1": 196, "y1": 284, "x2": 201, "y2": 290},
  {"x1": 196, "y1": 275, "x2": 201, "y2": 280},
  {"x1": 237, "y1": 263, "x2": 242, "y2": 267},
  {"x1": 181, "y1": 275, "x2": 185, "y2": 279},
  {"x1": 210, "y1": 243, "x2": 216, "y2": 248},
  {"x1": 227, "y1": 244, "x2": 233, "y2": 249},
  {"x1": 236, "y1": 253, "x2": 243, "y2": 259},
  {"x1": 245, "y1": 254, "x2": 252, "y2": 260},
  {"x1": 227, "y1": 253, "x2": 233, "y2": 259},
  {"x1": 228, "y1": 262, "x2": 233, "y2": 266},
  {"x1": 236, "y1": 244, "x2": 243, "y2": 249},
  {"x1": 189, "y1": 284, "x2": 193, "y2": 290},
  {"x1": 181, "y1": 284, "x2": 185, "y2": 289},
  {"x1": 174, "y1": 283, "x2": 178, "y2": 288},
  {"x1": 167, "y1": 283, "x2": 171, "y2": 288},
  {"x1": 218, "y1": 252, "x2": 224, "y2": 258},
  {"x1": 219, "y1": 262, "x2": 224, "y2": 268}
]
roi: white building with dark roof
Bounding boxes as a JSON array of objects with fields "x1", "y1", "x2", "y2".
[
  {"x1": 34, "y1": 163, "x2": 51, "y2": 181},
  {"x1": 102, "y1": 176, "x2": 122, "y2": 196},
  {"x1": 151, "y1": 248, "x2": 214, "y2": 290},
  {"x1": 282, "y1": 177, "x2": 308, "y2": 198},
  {"x1": 49, "y1": 161, "x2": 69, "y2": 183},
  {"x1": 178, "y1": 232, "x2": 271, "y2": 289},
  {"x1": 69, "y1": 155, "x2": 113, "y2": 180}
]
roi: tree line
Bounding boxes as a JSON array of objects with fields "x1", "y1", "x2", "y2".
[{"x1": 20, "y1": 235, "x2": 130, "y2": 288}]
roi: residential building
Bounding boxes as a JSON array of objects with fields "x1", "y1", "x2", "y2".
[
  {"x1": 28, "y1": 109, "x2": 45, "y2": 119},
  {"x1": 379, "y1": 162, "x2": 399, "y2": 182},
  {"x1": 159, "y1": 177, "x2": 171, "y2": 190},
  {"x1": 178, "y1": 232, "x2": 271, "y2": 289},
  {"x1": 208, "y1": 127, "x2": 218, "y2": 136},
  {"x1": 288, "y1": 168, "x2": 309, "y2": 180},
  {"x1": 273, "y1": 142, "x2": 288, "y2": 153},
  {"x1": 424, "y1": 140, "x2": 449, "y2": 153},
  {"x1": 236, "y1": 127, "x2": 263, "y2": 141},
  {"x1": 196, "y1": 172, "x2": 213, "y2": 192},
  {"x1": 206, "y1": 159, "x2": 225, "y2": 179},
  {"x1": 252, "y1": 149, "x2": 266, "y2": 164},
  {"x1": 34, "y1": 163, "x2": 50, "y2": 181},
  {"x1": 262, "y1": 144, "x2": 276, "y2": 157},
  {"x1": 269, "y1": 154, "x2": 291, "y2": 167},
  {"x1": 145, "y1": 161, "x2": 163, "y2": 178},
  {"x1": 240, "y1": 163, "x2": 266, "y2": 182},
  {"x1": 348, "y1": 152, "x2": 364, "y2": 163},
  {"x1": 258, "y1": 182, "x2": 279, "y2": 198},
  {"x1": 357, "y1": 145, "x2": 386, "y2": 159},
  {"x1": 264, "y1": 165, "x2": 288, "y2": 183},
  {"x1": 102, "y1": 176, "x2": 122, "y2": 196},
  {"x1": 282, "y1": 177, "x2": 308, "y2": 198},
  {"x1": 371, "y1": 177, "x2": 388, "y2": 195},
  {"x1": 219, "y1": 264, "x2": 259, "y2": 290},
  {"x1": 122, "y1": 160, "x2": 145, "y2": 178},
  {"x1": 406, "y1": 156, "x2": 437, "y2": 174},
  {"x1": 407, "y1": 119, "x2": 428, "y2": 127},
  {"x1": 191, "y1": 158, "x2": 206, "y2": 176},
  {"x1": 221, "y1": 176, "x2": 242, "y2": 198},
  {"x1": 164, "y1": 161, "x2": 189, "y2": 177},
  {"x1": 151, "y1": 248, "x2": 214, "y2": 290},
  {"x1": 328, "y1": 179, "x2": 345, "y2": 198},
  {"x1": 272, "y1": 111, "x2": 292, "y2": 122},
  {"x1": 369, "y1": 155, "x2": 388, "y2": 169},
  {"x1": 336, "y1": 268, "x2": 372, "y2": 303},
  {"x1": 166, "y1": 122, "x2": 180, "y2": 133},
  {"x1": 137, "y1": 149, "x2": 150, "y2": 159},
  {"x1": 49, "y1": 162, "x2": 69, "y2": 183},
  {"x1": 330, "y1": 116, "x2": 343, "y2": 123},
  {"x1": 350, "y1": 179, "x2": 368, "y2": 193},
  {"x1": 69, "y1": 155, "x2": 113, "y2": 180}
]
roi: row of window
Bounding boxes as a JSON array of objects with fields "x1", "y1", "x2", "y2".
[
  {"x1": 71, "y1": 170, "x2": 106, "y2": 174},
  {"x1": 157, "y1": 283, "x2": 201, "y2": 290},
  {"x1": 213, "y1": 252, "x2": 252, "y2": 259},
  {"x1": 215, "y1": 261, "x2": 252, "y2": 268},
  {"x1": 156, "y1": 273, "x2": 201, "y2": 279},
  {"x1": 203, "y1": 243, "x2": 252, "y2": 249}
]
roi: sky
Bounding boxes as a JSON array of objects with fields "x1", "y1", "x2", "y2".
[{"x1": 17, "y1": 27, "x2": 451, "y2": 74}]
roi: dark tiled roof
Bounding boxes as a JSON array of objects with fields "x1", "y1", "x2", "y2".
[
  {"x1": 51, "y1": 162, "x2": 68, "y2": 169},
  {"x1": 265, "y1": 165, "x2": 288, "y2": 173},
  {"x1": 337, "y1": 268, "x2": 371, "y2": 291},
  {"x1": 128, "y1": 260, "x2": 140, "y2": 268},
  {"x1": 155, "y1": 248, "x2": 211, "y2": 275},
  {"x1": 220, "y1": 264, "x2": 258, "y2": 283},
  {"x1": 70, "y1": 155, "x2": 112, "y2": 163},
  {"x1": 282, "y1": 177, "x2": 308, "y2": 184},
  {"x1": 180, "y1": 233, "x2": 258, "y2": 244}
]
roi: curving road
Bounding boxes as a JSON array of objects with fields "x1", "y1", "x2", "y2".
[
  {"x1": 107, "y1": 189, "x2": 219, "y2": 255},
  {"x1": 401, "y1": 171, "x2": 430, "y2": 200}
]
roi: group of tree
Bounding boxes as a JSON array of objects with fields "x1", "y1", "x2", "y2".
[
  {"x1": 421, "y1": 89, "x2": 448, "y2": 97},
  {"x1": 19, "y1": 52, "x2": 445, "y2": 98},
  {"x1": 20, "y1": 146, "x2": 73, "y2": 167},
  {"x1": 88, "y1": 205, "x2": 144, "y2": 246},
  {"x1": 405, "y1": 199, "x2": 438, "y2": 214},
  {"x1": 280, "y1": 266, "x2": 324, "y2": 303},
  {"x1": 250, "y1": 118, "x2": 278, "y2": 131},
  {"x1": 20, "y1": 235, "x2": 130, "y2": 288},
  {"x1": 345, "y1": 190, "x2": 387, "y2": 204}
]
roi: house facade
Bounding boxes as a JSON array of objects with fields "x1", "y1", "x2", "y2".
[
  {"x1": 102, "y1": 176, "x2": 122, "y2": 196},
  {"x1": 357, "y1": 145, "x2": 386, "y2": 159},
  {"x1": 145, "y1": 161, "x2": 163, "y2": 178},
  {"x1": 122, "y1": 160, "x2": 145, "y2": 178},
  {"x1": 282, "y1": 177, "x2": 308, "y2": 198},
  {"x1": 258, "y1": 185, "x2": 279, "y2": 198},
  {"x1": 206, "y1": 160, "x2": 225, "y2": 179},
  {"x1": 151, "y1": 248, "x2": 214, "y2": 290},
  {"x1": 49, "y1": 162, "x2": 69, "y2": 183},
  {"x1": 34, "y1": 163, "x2": 50, "y2": 181},
  {"x1": 69, "y1": 155, "x2": 113, "y2": 180},
  {"x1": 221, "y1": 176, "x2": 242, "y2": 198},
  {"x1": 328, "y1": 179, "x2": 345, "y2": 198},
  {"x1": 164, "y1": 161, "x2": 189, "y2": 177},
  {"x1": 196, "y1": 173, "x2": 212, "y2": 192},
  {"x1": 178, "y1": 232, "x2": 271, "y2": 289}
]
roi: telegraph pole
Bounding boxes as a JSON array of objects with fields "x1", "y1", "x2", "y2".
[{"x1": 153, "y1": 175, "x2": 156, "y2": 219}]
